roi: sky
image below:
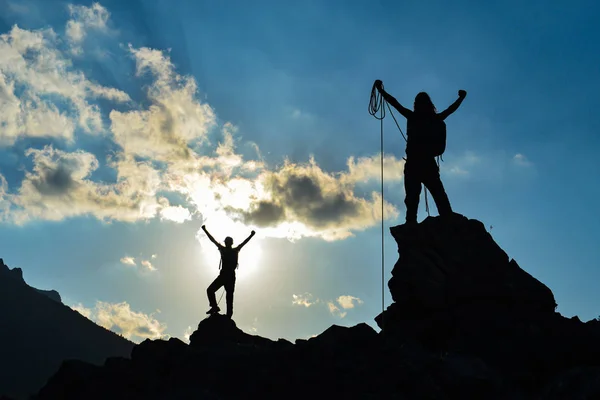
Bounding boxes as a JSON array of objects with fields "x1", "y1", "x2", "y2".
[{"x1": 0, "y1": 0, "x2": 599, "y2": 343}]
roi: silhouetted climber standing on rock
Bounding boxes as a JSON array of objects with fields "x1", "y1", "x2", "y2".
[
  {"x1": 202, "y1": 225, "x2": 255, "y2": 318},
  {"x1": 374, "y1": 80, "x2": 466, "y2": 225}
]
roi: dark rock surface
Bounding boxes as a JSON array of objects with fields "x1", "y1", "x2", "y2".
[
  {"x1": 0, "y1": 258, "x2": 134, "y2": 400},
  {"x1": 32, "y1": 215, "x2": 600, "y2": 399},
  {"x1": 1, "y1": 259, "x2": 62, "y2": 304}
]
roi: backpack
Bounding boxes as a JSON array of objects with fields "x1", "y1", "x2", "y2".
[{"x1": 427, "y1": 118, "x2": 447, "y2": 157}]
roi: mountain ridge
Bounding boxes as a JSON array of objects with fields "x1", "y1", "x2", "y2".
[
  {"x1": 32, "y1": 214, "x2": 600, "y2": 399},
  {"x1": 0, "y1": 258, "x2": 134, "y2": 400}
]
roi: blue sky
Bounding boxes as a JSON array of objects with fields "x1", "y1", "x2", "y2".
[{"x1": 0, "y1": 0, "x2": 599, "y2": 342}]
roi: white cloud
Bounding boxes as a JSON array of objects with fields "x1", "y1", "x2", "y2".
[
  {"x1": 293, "y1": 293, "x2": 362, "y2": 317},
  {"x1": 71, "y1": 301, "x2": 167, "y2": 343},
  {"x1": 140, "y1": 260, "x2": 156, "y2": 271},
  {"x1": 226, "y1": 157, "x2": 399, "y2": 241},
  {"x1": 327, "y1": 302, "x2": 347, "y2": 319},
  {"x1": 442, "y1": 151, "x2": 481, "y2": 177},
  {"x1": 66, "y1": 3, "x2": 111, "y2": 53},
  {"x1": 72, "y1": 302, "x2": 92, "y2": 318},
  {"x1": 0, "y1": 13, "x2": 400, "y2": 242},
  {"x1": 344, "y1": 154, "x2": 405, "y2": 184},
  {"x1": 292, "y1": 293, "x2": 318, "y2": 308},
  {"x1": 513, "y1": 153, "x2": 532, "y2": 167},
  {"x1": 183, "y1": 325, "x2": 194, "y2": 343},
  {"x1": 120, "y1": 256, "x2": 136, "y2": 266},
  {"x1": 6, "y1": 146, "x2": 162, "y2": 224},
  {"x1": 336, "y1": 295, "x2": 364, "y2": 310},
  {"x1": 447, "y1": 166, "x2": 469, "y2": 175},
  {"x1": 0, "y1": 174, "x2": 10, "y2": 218},
  {"x1": 0, "y1": 24, "x2": 130, "y2": 145},
  {"x1": 160, "y1": 205, "x2": 192, "y2": 223},
  {"x1": 109, "y1": 45, "x2": 216, "y2": 161}
]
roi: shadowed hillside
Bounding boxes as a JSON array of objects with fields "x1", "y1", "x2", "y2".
[
  {"x1": 33, "y1": 215, "x2": 600, "y2": 399},
  {"x1": 0, "y1": 259, "x2": 134, "y2": 400}
]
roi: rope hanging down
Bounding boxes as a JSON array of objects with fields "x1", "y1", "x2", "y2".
[
  {"x1": 368, "y1": 81, "x2": 436, "y2": 320},
  {"x1": 216, "y1": 259, "x2": 225, "y2": 306},
  {"x1": 368, "y1": 82, "x2": 387, "y2": 320}
]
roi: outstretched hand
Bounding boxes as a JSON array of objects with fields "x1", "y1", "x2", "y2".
[
  {"x1": 202, "y1": 225, "x2": 206, "y2": 230},
  {"x1": 374, "y1": 79, "x2": 383, "y2": 90},
  {"x1": 251, "y1": 230, "x2": 256, "y2": 235},
  {"x1": 458, "y1": 90, "x2": 467, "y2": 98}
]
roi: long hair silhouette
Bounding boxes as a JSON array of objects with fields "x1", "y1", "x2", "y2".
[{"x1": 413, "y1": 92, "x2": 437, "y2": 115}]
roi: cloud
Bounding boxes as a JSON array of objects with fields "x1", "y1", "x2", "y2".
[
  {"x1": 0, "y1": 11, "x2": 401, "y2": 242},
  {"x1": 327, "y1": 302, "x2": 347, "y2": 319},
  {"x1": 227, "y1": 157, "x2": 399, "y2": 240},
  {"x1": 292, "y1": 293, "x2": 318, "y2": 308},
  {"x1": 0, "y1": 174, "x2": 10, "y2": 218},
  {"x1": 513, "y1": 153, "x2": 532, "y2": 167},
  {"x1": 336, "y1": 295, "x2": 364, "y2": 310},
  {"x1": 140, "y1": 260, "x2": 156, "y2": 271},
  {"x1": 293, "y1": 293, "x2": 362, "y2": 317},
  {"x1": 109, "y1": 45, "x2": 216, "y2": 161},
  {"x1": 119, "y1": 255, "x2": 157, "y2": 272},
  {"x1": 442, "y1": 151, "x2": 481, "y2": 177},
  {"x1": 66, "y1": 3, "x2": 111, "y2": 53},
  {"x1": 160, "y1": 205, "x2": 192, "y2": 223},
  {"x1": 6, "y1": 146, "x2": 162, "y2": 224},
  {"x1": 71, "y1": 301, "x2": 167, "y2": 343},
  {"x1": 343, "y1": 155, "x2": 405, "y2": 184},
  {"x1": 120, "y1": 256, "x2": 136, "y2": 266},
  {"x1": 183, "y1": 325, "x2": 194, "y2": 343},
  {"x1": 0, "y1": 24, "x2": 130, "y2": 145},
  {"x1": 72, "y1": 302, "x2": 92, "y2": 318}
]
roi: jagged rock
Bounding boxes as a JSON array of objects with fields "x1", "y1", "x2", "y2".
[
  {"x1": 383, "y1": 214, "x2": 556, "y2": 316},
  {"x1": 299, "y1": 323, "x2": 378, "y2": 353},
  {"x1": 34, "y1": 289, "x2": 62, "y2": 303},
  {"x1": 376, "y1": 214, "x2": 600, "y2": 393},
  {"x1": 189, "y1": 314, "x2": 293, "y2": 351},
  {"x1": 539, "y1": 366, "x2": 600, "y2": 399},
  {"x1": 30, "y1": 215, "x2": 600, "y2": 399},
  {"x1": 1, "y1": 258, "x2": 63, "y2": 303}
]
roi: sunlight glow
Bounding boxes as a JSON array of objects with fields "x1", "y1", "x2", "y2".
[{"x1": 198, "y1": 213, "x2": 262, "y2": 281}]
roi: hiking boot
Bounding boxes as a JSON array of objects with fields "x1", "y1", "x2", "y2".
[{"x1": 206, "y1": 306, "x2": 220, "y2": 315}]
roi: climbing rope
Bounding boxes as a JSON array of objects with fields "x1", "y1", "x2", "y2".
[
  {"x1": 368, "y1": 82, "x2": 386, "y2": 320},
  {"x1": 216, "y1": 258, "x2": 225, "y2": 306},
  {"x1": 217, "y1": 288, "x2": 225, "y2": 306},
  {"x1": 369, "y1": 81, "x2": 439, "y2": 321}
]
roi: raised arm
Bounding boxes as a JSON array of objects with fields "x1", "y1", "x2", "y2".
[
  {"x1": 375, "y1": 80, "x2": 412, "y2": 119},
  {"x1": 202, "y1": 225, "x2": 223, "y2": 249},
  {"x1": 438, "y1": 90, "x2": 467, "y2": 120},
  {"x1": 236, "y1": 230, "x2": 256, "y2": 251}
]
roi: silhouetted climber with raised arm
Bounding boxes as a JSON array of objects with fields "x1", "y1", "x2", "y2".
[
  {"x1": 375, "y1": 80, "x2": 466, "y2": 225},
  {"x1": 202, "y1": 225, "x2": 255, "y2": 318}
]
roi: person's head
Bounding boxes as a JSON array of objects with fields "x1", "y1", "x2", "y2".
[
  {"x1": 414, "y1": 92, "x2": 437, "y2": 115},
  {"x1": 224, "y1": 237, "x2": 233, "y2": 247}
]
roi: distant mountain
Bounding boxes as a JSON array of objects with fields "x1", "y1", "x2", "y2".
[{"x1": 0, "y1": 258, "x2": 134, "y2": 400}]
